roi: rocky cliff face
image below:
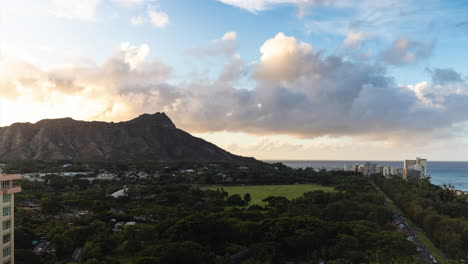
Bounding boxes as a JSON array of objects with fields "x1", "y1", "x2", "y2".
[{"x1": 0, "y1": 113, "x2": 254, "y2": 162}]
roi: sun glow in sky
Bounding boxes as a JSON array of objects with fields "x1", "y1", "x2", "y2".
[{"x1": 1, "y1": 0, "x2": 468, "y2": 160}]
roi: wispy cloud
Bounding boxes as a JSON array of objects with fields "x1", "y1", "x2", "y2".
[
  {"x1": 380, "y1": 38, "x2": 434, "y2": 65},
  {"x1": 112, "y1": 0, "x2": 146, "y2": 6},
  {"x1": 51, "y1": 0, "x2": 102, "y2": 21},
  {"x1": 185, "y1": 31, "x2": 239, "y2": 58},
  {"x1": 130, "y1": 16, "x2": 145, "y2": 25}
]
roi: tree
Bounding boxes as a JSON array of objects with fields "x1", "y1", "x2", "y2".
[
  {"x1": 226, "y1": 194, "x2": 245, "y2": 206},
  {"x1": 52, "y1": 234, "x2": 74, "y2": 258},
  {"x1": 15, "y1": 249, "x2": 40, "y2": 264},
  {"x1": 243, "y1": 193, "x2": 251, "y2": 204},
  {"x1": 40, "y1": 198, "x2": 63, "y2": 214}
]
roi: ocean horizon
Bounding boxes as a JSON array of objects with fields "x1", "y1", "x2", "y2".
[{"x1": 266, "y1": 160, "x2": 468, "y2": 192}]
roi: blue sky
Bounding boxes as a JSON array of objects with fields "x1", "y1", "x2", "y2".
[{"x1": 1, "y1": 0, "x2": 468, "y2": 160}]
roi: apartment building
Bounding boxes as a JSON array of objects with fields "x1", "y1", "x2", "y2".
[
  {"x1": 403, "y1": 157, "x2": 428, "y2": 180},
  {"x1": 0, "y1": 175, "x2": 21, "y2": 264}
]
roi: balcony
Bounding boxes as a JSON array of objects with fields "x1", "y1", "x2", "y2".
[
  {"x1": 1, "y1": 186, "x2": 21, "y2": 194},
  {"x1": 0, "y1": 174, "x2": 22, "y2": 181}
]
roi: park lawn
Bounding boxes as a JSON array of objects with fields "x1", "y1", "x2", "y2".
[{"x1": 201, "y1": 184, "x2": 335, "y2": 206}]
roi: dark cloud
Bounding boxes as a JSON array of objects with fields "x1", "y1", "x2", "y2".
[
  {"x1": 380, "y1": 38, "x2": 434, "y2": 65},
  {"x1": 426, "y1": 67, "x2": 463, "y2": 85}
]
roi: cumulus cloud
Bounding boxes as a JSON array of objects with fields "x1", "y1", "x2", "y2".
[
  {"x1": 148, "y1": 5, "x2": 169, "y2": 28},
  {"x1": 255, "y1": 33, "x2": 313, "y2": 83},
  {"x1": 2, "y1": 33, "x2": 468, "y2": 145},
  {"x1": 380, "y1": 38, "x2": 434, "y2": 65},
  {"x1": 130, "y1": 16, "x2": 145, "y2": 25},
  {"x1": 51, "y1": 0, "x2": 102, "y2": 20},
  {"x1": 427, "y1": 67, "x2": 463, "y2": 85},
  {"x1": 185, "y1": 31, "x2": 239, "y2": 58}
]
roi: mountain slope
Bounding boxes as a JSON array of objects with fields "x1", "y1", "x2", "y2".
[{"x1": 0, "y1": 113, "x2": 254, "y2": 162}]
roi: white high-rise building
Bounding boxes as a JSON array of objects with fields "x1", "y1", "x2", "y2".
[
  {"x1": 0, "y1": 174, "x2": 21, "y2": 264},
  {"x1": 382, "y1": 166, "x2": 392, "y2": 177},
  {"x1": 403, "y1": 157, "x2": 428, "y2": 180}
]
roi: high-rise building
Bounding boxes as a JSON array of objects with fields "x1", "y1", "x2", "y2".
[
  {"x1": 352, "y1": 164, "x2": 360, "y2": 172},
  {"x1": 403, "y1": 157, "x2": 427, "y2": 180},
  {"x1": 365, "y1": 162, "x2": 377, "y2": 175},
  {"x1": 382, "y1": 166, "x2": 392, "y2": 177},
  {"x1": 0, "y1": 174, "x2": 21, "y2": 264}
]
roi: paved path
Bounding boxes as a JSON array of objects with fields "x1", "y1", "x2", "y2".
[{"x1": 369, "y1": 180, "x2": 440, "y2": 264}]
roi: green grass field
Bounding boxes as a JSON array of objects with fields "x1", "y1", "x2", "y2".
[{"x1": 201, "y1": 184, "x2": 335, "y2": 206}]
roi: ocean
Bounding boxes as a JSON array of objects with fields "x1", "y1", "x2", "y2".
[{"x1": 268, "y1": 160, "x2": 468, "y2": 192}]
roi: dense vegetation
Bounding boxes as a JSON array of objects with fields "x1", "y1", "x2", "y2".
[
  {"x1": 372, "y1": 175, "x2": 468, "y2": 260},
  {"x1": 10, "y1": 161, "x2": 426, "y2": 264}
]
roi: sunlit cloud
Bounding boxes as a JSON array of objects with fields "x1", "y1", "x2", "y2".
[
  {"x1": 2, "y1": 33, "x2": 467, "y2": 147},
  {"x1": 51, "y1": 0, "x2": 102, "y2": 21},
  {"x1": 147, "y1": 5, "x2": 169, "y2": 28}
]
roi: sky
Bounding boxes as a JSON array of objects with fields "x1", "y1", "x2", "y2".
[{"x1": 1, "y1": 0, "x2": 468, "y2": 161}]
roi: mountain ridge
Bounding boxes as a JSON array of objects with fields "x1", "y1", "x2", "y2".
[{"x1": 0, "y1": 113, "x2": 255, "y2": 163}]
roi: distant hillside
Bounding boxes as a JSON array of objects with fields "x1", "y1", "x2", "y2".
[{"x1": 0, "y1": 113, "x2": 255, "y2": 162}]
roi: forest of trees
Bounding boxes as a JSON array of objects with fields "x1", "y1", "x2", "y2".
[
  {"x1": 12, "y1": 165, "x2": 427, "y2": 264},
  {"x1": 372, "y1": 175, "x2": 468, "y2": 260}
]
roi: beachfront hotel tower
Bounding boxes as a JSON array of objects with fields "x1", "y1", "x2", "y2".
[
  {"x1": 0, "y1": 174, "x2": 21, "y2": 264},
  {"x1": 403, "y1": 157, "x2": 428, "y2": 180}
]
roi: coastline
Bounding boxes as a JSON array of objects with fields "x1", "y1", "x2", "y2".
[{"x1": 266, "y1": 160, "x2": 468, "y2": 192}]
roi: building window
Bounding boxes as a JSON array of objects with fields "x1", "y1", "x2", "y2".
[
  {"x1": 2, "y1": 207, "x2": 10, "y2": 217},
  {"x1": 2, "y1": 234, "x2": 9, "y2": 244},
  {"x1": 3, "y1": 260, "x2": 11, "y2": 264},
  {"x1": 2, "y1": 220, "x2": 10, "y2": 230},
  {"x1": 0, "y1": 181, "x2": 8, "y2": 189},
  {"x1": 2, "y1": 195, "x2": 10, "y2": 203},
  {"x1": 2, "y1": 247, "x2": 10, "y2": 257}
]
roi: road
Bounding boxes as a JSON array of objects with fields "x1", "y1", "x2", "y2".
[{"x1": 369, "y1": 180, "x2": 440, "y2": 264}]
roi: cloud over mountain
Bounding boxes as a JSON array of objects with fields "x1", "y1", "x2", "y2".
[{"x1": 1, "y1": 33, "x2": 467, "y2": 144}]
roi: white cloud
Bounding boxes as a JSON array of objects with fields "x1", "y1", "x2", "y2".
[
  {"x1": 130, "y1": 16, "x2": 145, "y2": 25},
  {"x1": 255, "y1": 32, "x2": 312, "y2": 83},
  {"x1": 148, "y1": 5, "x2": 169, "y2": 28},
  {"x1": 112, "y1": 0, "x2": 146, "y2": 6},
  {"x1": 119, "y1": 42, "x2": 150, "y2": 70},
  {"x1": 221, "y1": 31, "x2": 237, "y2": 41},
  {"x1": 51, "y1": 0, "x2": 102, "y2": 21}
]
